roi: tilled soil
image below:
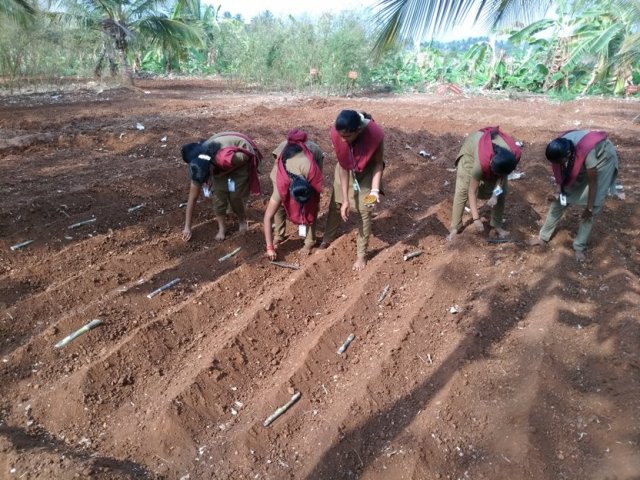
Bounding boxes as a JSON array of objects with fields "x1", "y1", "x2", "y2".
[{"x1": 0, "y1": 79, "x2": 639, "y2": 480}]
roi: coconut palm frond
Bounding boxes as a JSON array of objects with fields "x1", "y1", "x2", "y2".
[
  {"x1": 373, "y1": 0, "x2": 477, "y2": 52},
  {"x1": 614, "y1": 31, "x2": 640, "y2": 66},
  {"x1": 373, "y1": 0, "x2": 557, "y2": 53},
  {"x1": 477, "y1": 0, "x2": 553, "y2": 30},
  {"x1": 129, "y1": 0, "x2": 165, "y2": 19},
  {"x1": 135, "y1": 16, "x2": 203, "y2": 48}
]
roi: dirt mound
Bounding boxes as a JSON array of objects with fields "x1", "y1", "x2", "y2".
[{"x1": 1, "y1": 82, "x2": 639, "y2": 479}]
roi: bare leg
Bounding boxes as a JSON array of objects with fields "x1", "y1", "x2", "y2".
[{"x1": 215, "y1": 215, "x2": 226, "y2": 241}]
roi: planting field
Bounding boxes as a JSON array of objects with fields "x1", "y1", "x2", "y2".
[{"x1": 0, "y1": 80, "x2": 639, "y2": 479}]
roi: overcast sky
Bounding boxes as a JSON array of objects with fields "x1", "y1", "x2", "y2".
[
  {"x1": 212, "y1": 0, "x2": 488, "y2": 41},
  {"x1": 215, "y1": 0, "x2": 373, "y2": 20}
]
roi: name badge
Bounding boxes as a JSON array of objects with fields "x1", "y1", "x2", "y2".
[
  {"x1": 228, "y1": 178, "x2": 236, "y2": 192},
  {"x1": 493, "y1": 186, "x2": 503, "y2": 196},
  {"x1": 559, "y1": 193, "x2": 567, "y2": 206},
  {"x1": 353, "y1": 177, "x2": 360, "y2": 192},
  {"x1": 298, "y1": 224, "x2": 307, "y2": 237},
  {"x1": 202, "y1": 184, "x2": 211, "y2": 198}
]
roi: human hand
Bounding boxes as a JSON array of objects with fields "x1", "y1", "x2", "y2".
[
  {"x1": 486, "y1": 195, "x2": 498, "y2": 208},
  {"x1": 473, "y1": 218, "x2": 484, "y2": 233},
  {"x1": 364, "y1": 189, "x2": 380, "y2": 208},
  {"x1": 182, "y1": 226, "x2": 192, "y2": 241},
  {"x1": 581, "y1": 207, "x2": 593, "y2": 220},
  {"x1": 340, "y1": 202, "x2": 350, "y2": 221},
  {"x1": 266, "y1": 244, "x2": 277, "y2": 261}
]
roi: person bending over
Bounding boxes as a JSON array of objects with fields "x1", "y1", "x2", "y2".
[
  {"x1": 180, "y1": 132, "x2": 262, "y2": 241},
  {"x1": 448, "y1": 126, "x2": 522, "y2": 241},
  {"x1": 264, "y1": 129, "x2": 324, "y2": 260},
  {"x1": 529, "y1": 130, "x2": 619, "y2": 262}
]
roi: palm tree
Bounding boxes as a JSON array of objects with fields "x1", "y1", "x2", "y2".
[
  {"x1": 149, "y1": 0, "x2": 206, "y2": 73},
  {"x1": 373, "y1": 0, "x2": 554, "y2": 53},
  {"x1": 65, "y1": 0, "x2": 202, "y2": 85},
  {"x1": 170, "y1": 0, "x2": 219, "y2": 71}
]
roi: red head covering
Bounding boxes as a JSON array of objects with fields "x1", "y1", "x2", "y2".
[
  {"x1": 552, "y1": 130, "x2": 607, "y2": 188},
  {"x1": 275, "y1": 129, "x2": 323, "y2": 225},
  {"x1": 330, "y1": 119, "x2": 384, "y2": 173},
  {"x1": 477, "y1": 126, "x2": 522, "y2": 179}
]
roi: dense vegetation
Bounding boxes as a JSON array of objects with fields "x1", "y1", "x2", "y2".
[{"x1": 0, "y1": 0, "x2": 638, "y2": 96}]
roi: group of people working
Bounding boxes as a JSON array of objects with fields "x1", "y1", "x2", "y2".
[
  {"x1": 180, "y1": 109, "x2": 620, "y2": 267},
  {"x1": 447, "y1": 126, "x2": 619, "y2": 261},
  {"x1": 180, "y1": 110, "x2": 383, "y2": 271}
]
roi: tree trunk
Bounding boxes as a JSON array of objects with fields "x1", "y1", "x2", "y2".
[{"x1": 116, "y1": 46, "x2": 134, "y2": 87}]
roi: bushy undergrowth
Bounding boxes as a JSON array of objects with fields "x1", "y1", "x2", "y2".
[{"x1": 1, "y1": 1, "x2": 638, "y2": 97}]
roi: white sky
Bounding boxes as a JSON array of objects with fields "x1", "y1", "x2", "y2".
[
  {"x1": 215, "y1": 0, "x2": 373, "y2": 20},
  {"x1": 212, "y1": 0, "x2": 489, "y2": 41}
]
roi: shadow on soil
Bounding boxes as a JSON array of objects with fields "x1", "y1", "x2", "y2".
[
  {"x1": 0, "y1": 425, "x2": 159, "y2": 479},
  {"x1": 306, "y1": 240, "x2": 639, "y2": 478}
]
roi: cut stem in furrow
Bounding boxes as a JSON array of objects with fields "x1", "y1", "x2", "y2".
[
  {"x1": 161, "y1": 242, "x2": 415, "y2": 473},
  {"x1": 0, "y1": 225, "x2": 264, "y2": 361},
  {"x1": 23, "y1": 259, "x2": 278, "y2": 444},
  {"x1": 1, "y1": 161, "x2": 184, "y2": 247},
  {"x1": 298, "y1": 253, "x2": 546, "y2": 478},
  {"x1": 0, "y1": 227, "x2": 161, "y2": 307},
  {"x1": 212, "y1": 240, "x2": 452, "y2": 479},
  {"x1": 66, "y1": 236, "x2": 376, "y2": 470}
]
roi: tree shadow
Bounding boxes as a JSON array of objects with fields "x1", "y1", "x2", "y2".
[
  {"x1": 305, "y1": 241, "x2": 639, "y2": 478},
  {"x1": 0, "y1": 424, "x2": 158, "y2": 479}
]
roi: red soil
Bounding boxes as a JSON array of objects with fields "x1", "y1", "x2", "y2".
[{"x1": 0, "y1": 80, "x2": 639, "y2": 479}]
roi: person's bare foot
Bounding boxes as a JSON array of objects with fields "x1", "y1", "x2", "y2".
[
  {"x1": 238, "y1": 219, "x2": 248, "y2": 233},
  {"x1": 319, "y1": 241, "x2": 330, "y2": 250},
  {"x1": 215, "y1": 217, "x2": 226, "y2": 241},
  {"x1": 527, "y1": 236, "x2": 547, "y2": 247},
  {"x1": 352, "y1": 257, "x2": 367, "y2": 271},
  {"x1": 301, "y1": 245, "x2": 314, "y2": 256},
  {"x1": 495, "y1": 227, "x2": 510, "y2": 239},
  {"x1": 574, "y1": 250, "x2": 586, "y2": 262},
  {"x1": 446, "y1": 230, "x2": 458, "y2": 242}
]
